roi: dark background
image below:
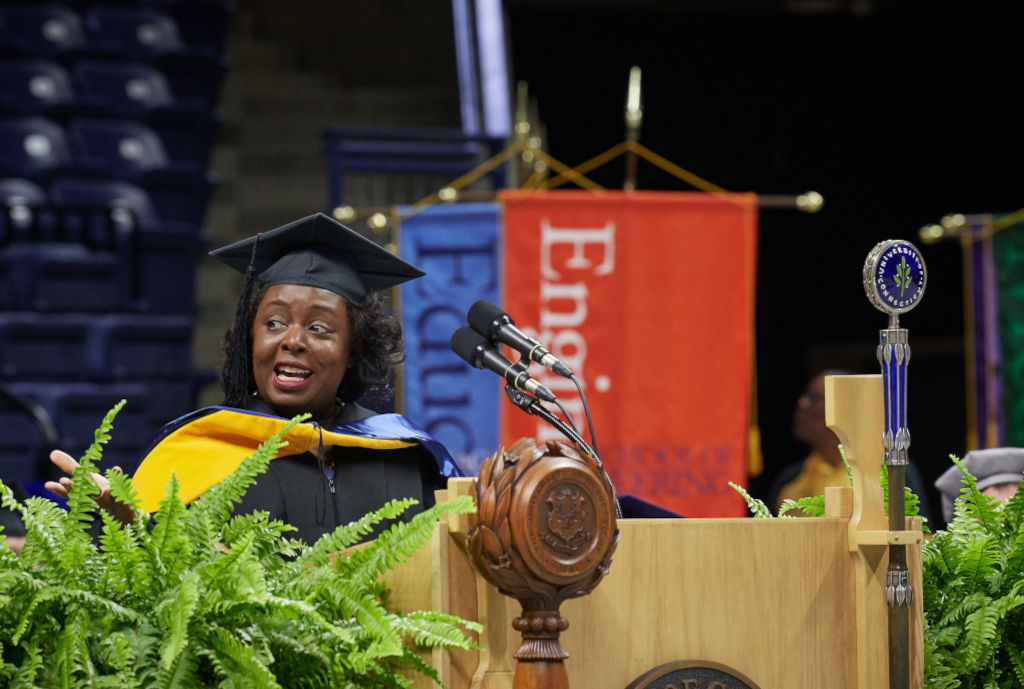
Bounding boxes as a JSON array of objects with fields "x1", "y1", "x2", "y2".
[{"x1": 503, "y1": 0, "x2": 1022, "y2": 518}]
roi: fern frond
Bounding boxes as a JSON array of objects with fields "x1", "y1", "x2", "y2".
[
  {"x1": 151, "y1": 645, "x2": 200, "y2": 689},
  {"x1": 939, "y1": 592, "x2": 988, "y2": 627},
  {"x1": 199, "y1": 532, "x2": 272, "y2": 610},
  {"x1": 1001, "y1": 518, "x2": 1024, "y2": 581},
  {"x1": 391, "y1": 611, "x2": 481, "y2": 650},
  {"x1": 82, "y1": 400, "x2": 126, "y2": 464},
  {"x1": 956, "y1": 534, "x2": 1000, "y2": 596},
  {"x1": 262, "y1": 594, "x2": 355, "y2": 645},
  {"x1": 323, "y1": 576, "x2": 402, "y2": 656},
  {"x1": 729, "y1": 481, "x2": 773, "y2": 518},
  {"x1": 838, "y1": 444, "x2": 852, "y2": 483},
  {"x1": 97, "y1": 632, "x2": 143, "y2": 688},
  {"x1": 298, "y1": 498, "x2": 418, "y2": 571},
  {"x1": 781, "y1": 495, "x2": 824, "y2": 518},
  {"x1": 157, "y1": 569, "x2": 200, "y2": 671},
  {"x1": 952, "y1": 456, "x2": 1001, "y2": 535},
  {"x1": 5, "y1": 639, "x2": 43, "y2": 689},
  {"x1": 97, "y1": 510, "x2": 144, "y2": 599},
  {"x1": 150, "y1": 473, "x2": 192, "y2": 580},
  {"x1": 343, "y1": 497, "x2": 476, "y2": 587},
  {"x1": 960, "y1": 604, "x2": 1000, "y2": 671},
  {"x1": 1007, "y1": 639, "x2": 1024, "y2": 687},
  {"x1": 263, "y1": 627, "x2": 336, "y2": 688},
  {"x1": 928, "y1": 624, "x2": 962, "y2": 649},
  {"x1": 201, "y1": 626, "x2": 282, "y2": 689},
  {"x1": 393, "y1": 646, "x2": 441, "y2": 687},
  {"x1": 999, "y1": 476, "x2": 1024, "y2": 535},
  {"x1": 16, "y1": 495, "x2": 70, "y2": 569},
  {"x1": 65, "y1": 400, "x2": 124, "y2": 520},
  {"x1": 105, "y1": 467, "x2": 144, "y2": 526}
]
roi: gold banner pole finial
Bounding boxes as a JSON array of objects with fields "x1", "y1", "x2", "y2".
[{"x1": 623, "y1": 66, "x2": 642, "y2": 191}]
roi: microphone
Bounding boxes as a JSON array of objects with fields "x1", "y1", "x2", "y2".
[
  {"x1": 450, "y1": 326, "x2": 558, "y2": 403},
  {"x1": 466, "y1": 300, "x2": 574, "y2": 377}
]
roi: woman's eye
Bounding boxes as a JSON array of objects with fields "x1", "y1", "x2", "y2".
[
  {"x1": 265, "y1": 319, "x2": 284, "y2": 330},
  {"x1": 310, "y1": 323, "x2": 333, "y2": 335}
]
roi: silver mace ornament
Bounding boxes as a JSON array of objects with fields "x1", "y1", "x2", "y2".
[{"x1": 862, "y1": 238, "x2": 927, "y2": 689}]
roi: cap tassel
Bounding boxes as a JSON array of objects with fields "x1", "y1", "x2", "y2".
[{"x1": 222, "y1": 235, "x2": 261, "y2": 407}]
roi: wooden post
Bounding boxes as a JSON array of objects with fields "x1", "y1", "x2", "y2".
[{"x1": 825, "y1": 374, "x2": 889, "y2": 689}]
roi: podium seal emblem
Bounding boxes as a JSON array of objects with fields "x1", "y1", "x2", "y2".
[{"x1": 863, "y1": 239, "x2": 927, "y2": 315}]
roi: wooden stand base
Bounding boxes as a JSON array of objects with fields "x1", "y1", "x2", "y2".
[{"x1": 513, "y1": 660, "x2": 569, "y2": 689}]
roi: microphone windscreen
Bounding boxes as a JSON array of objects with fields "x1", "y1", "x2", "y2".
[
  {"x1": 450, "y1": 325, "x2": 487, "y2": 367},
  {"x1": 467, "y1": 299, "x2": 508, "y2": 338}
]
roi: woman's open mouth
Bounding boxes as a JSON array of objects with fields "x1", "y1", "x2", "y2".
[{"x1": 274, "y1": 364, "x2": 312, "y2": 388}]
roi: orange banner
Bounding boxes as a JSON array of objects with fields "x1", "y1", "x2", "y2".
[{"x1": 500, "y1": 190, "x2": 758, "y2": 517}]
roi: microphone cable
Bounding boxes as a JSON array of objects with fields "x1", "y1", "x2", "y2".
[{"x1": 569, "y1": 373, "x2": 599, "y2": 457}]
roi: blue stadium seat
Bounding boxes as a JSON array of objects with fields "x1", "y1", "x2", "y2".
[
  {"x1": 0, "y1": 312, "x2": 194, "y2": 381},
  {"x1": 67, "y1": 117, "x2": 190, "y2": 177},
  {"x1": 74, "y1": 58, "x2": 183, "y2": 113},
  {"x1": 0, "y1": 382, "x2": 60, "y2": 483},
  {"x1": 0, "y1": 177, "x2": 48, "y2": 243},
  {"x1": 134, "y1": 224, "x2": 203, "y2": 313},
  {"x1": 83, "y1": 5, "x2": 214, "y2": 60},
  {"x1": 65, "y1": 118, "x2": 212, "y2": 226},
  {"x1": 143, "y1": 378, "x2": 198, "y2": 428},
  {"x1": 98, "y1": 314, "x2": 194, "y2": 378},
  {"x1": 72, "y1": 59, "x2": 219, "y2": 167},
  {"x1": 0, "y1": 58, "x2": 88, "y2": 117},
  {"x1": 0, "y1": 3, "x2": 90, "y2": 58},
  {"x1": 0, "y1": 312, "x2": 100, "y2": 379},
  {"x1": 48, "y1": 176, "x2": 203, "y2": 314},
  {"x1": 2, "y1": 380, "x2": 192, "y2": 475},
  {"x1": 0, "y1": 116, "x2": 78, "y2": 181},
  {"x1": 0, "y1": 242, "x2": 133, "y2": 311},
  {"x1": 4, "y1": 381, "x2": 152, "y2": 454},
  {"x1": 48, "y1": 175, "x2": 166, "y2": 236},
  {"x1": 146, "y1": 0, "x2": 234, "y2": 55},
  {"x1": 322, "y1": 125, "x2": 505, "y2": 208}
]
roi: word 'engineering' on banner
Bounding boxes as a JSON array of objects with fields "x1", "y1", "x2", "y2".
[{"x1": 500, "y1": 190, "x2": 758, "y2": 517}]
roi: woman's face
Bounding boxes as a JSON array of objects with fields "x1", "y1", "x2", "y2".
[{"x1": 252, "y1": 284, "x2": 352, "y2": 423}]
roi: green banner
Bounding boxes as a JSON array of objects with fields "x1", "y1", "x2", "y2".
[{"x1": 993, "y1": 217, "x2": 1024, "y2": 446}]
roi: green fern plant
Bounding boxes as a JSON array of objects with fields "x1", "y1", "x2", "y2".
[
  {"x1": 921, "y1": 456, "x2": 1024, "y2": 689},
  {"x1": 731, "y1": 446, "x2": 924, "y2": 522},
  {"x1": 0, "y1": 402, "x2": 480, "y2": 688}
]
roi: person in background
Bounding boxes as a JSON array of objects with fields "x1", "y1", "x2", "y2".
[
  {"x1": 766, "y1": 370, "x2": 933, "y2": 523},
  {"x1": 934, "y1": 447, "x2": 1024, "y2": 524},
  {"x1": 45, "y1": 213, "x2": 462, "y2": 544}
]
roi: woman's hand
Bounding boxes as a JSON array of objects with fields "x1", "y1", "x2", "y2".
[{"x1": 45, "y1": 450, "x2": 138, "y2": 525}]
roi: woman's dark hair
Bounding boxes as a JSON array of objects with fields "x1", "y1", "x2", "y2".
[{"x1": 219, "y1": 286, "x2": 405, "y2": 409}]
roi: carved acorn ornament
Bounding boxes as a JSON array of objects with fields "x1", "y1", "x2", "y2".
[{"x1": 468, "y1": 437, "x2": 619, "y2": 612}]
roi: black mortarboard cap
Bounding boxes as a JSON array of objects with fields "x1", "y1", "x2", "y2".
[{"x1": 210, "y1": 212, "x2": 424, "y2": 303}]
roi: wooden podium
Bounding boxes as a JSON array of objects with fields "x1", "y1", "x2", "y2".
[{"x1": 385, "y1": 374, "x2": 924, "y2": 689}]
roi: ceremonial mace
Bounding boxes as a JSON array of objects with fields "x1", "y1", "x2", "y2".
[{"x1": 862, "y1": 239, "x2": 927, "y2": 689}]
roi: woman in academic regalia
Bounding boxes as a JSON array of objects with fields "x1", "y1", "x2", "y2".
[{"x1": 46, "y1": 213, "x2": 462, "y2": 544}]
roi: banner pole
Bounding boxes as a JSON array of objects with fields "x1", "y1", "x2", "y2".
[{"x1": 623, "y1": 66, "x2": 642, "y2": 191}]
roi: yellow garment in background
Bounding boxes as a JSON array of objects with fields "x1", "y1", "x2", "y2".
[{"x1": 776, "y1": 451, "x2": 848, "y2": 513}]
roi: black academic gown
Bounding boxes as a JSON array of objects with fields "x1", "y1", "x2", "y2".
[
  {"x1": 132, "y1": 397, "x2": 462, "y2": 546},
  {"x1": 232, "y1": 399, "x2": 450, "y2": 544}
]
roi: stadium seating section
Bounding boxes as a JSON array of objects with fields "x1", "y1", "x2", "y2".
[{"x1": 0, "y1": 0, "x2": 231, "y2": 488}]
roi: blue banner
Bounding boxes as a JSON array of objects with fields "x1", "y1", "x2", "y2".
[{"x1": 398, "y1": 203, "x2": 502, "y2": 476}]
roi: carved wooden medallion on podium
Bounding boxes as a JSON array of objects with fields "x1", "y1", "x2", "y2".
[{"x1": 468, "y1": 437, "x2": 619, "y2": 689}]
